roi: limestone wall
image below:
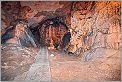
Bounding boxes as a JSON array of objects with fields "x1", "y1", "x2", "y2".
[
  {"x1": 20, "y1": 1, "x2": 72, "y2": 27},
  {"x1": 67, "y1": 1, "x2": 121, "y2": 54},
  {"x1": 1, "y1": 1, "x2": 121, "y2": 53}
]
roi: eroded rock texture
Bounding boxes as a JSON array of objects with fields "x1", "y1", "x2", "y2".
[
  {"x1": 1, "y1": 1, "x2": 121, "y2": 81},
  {"x1": 1, "y1": 1, "x2": 121, "y2": 58},
  {"x1": 67, "y1": 1, "x2": 121, "y2": 56},
  {"x1": 19, "y1": 1, "x2": 72, "y2": 47},
  {"x1": 1, "y1": 1, "x2": 21, "y2": 35},
  {"x1": 1, "y1": 1, "x2": 72, "y2": 48},
  {"x1": 1, "y1": 1, "x2": 121, "y2": 51}
]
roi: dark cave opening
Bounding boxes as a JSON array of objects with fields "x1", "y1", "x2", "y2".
[
  {"x1": 30, "y1": 16, "x2": 71, "y2": 48},
  {"x1": 1, "y1": 16, "x2": 71, "y2": 49}
]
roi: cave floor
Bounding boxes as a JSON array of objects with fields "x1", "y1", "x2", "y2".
[{"x1": 14, "y1": 46, "x2": 120, "y2": 81}]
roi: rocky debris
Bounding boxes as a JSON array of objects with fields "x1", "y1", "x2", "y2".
[{"x1": 1, "y1": 44, "x2": 38, "y2": 81}]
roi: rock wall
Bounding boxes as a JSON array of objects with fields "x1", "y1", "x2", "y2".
[
  {"x1": 67, "y1": 1, "x2": 121, "y2": 54},
  {"x1": 20, "y1": 1, "x2": 72, "y2": 46},
  {"x1": 1, "y1": 1, "x2": 121, "y2": 52},
  {"x1": 20, "y1": 1, "x2": 72, "y2": 26},
  {"x1": 1, "y1": 1, "x2": 21, "y2": 35},
  {"x1": 1, "y1": 1, "x2": 72, "y2": 47}
]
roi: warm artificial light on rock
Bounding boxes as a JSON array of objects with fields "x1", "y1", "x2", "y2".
[{"x1": 1, "y1": 1, "x2": 121, "y2": 81}]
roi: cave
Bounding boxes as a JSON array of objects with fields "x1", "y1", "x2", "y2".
[{"x1": 1, "y1": 1, "x2": 121, "y2": 81}]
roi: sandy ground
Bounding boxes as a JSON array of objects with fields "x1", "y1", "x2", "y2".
[
  {"x1": 1, "y1": 44, "x2": 121, "y2": 81},
  {"x1": 48, "y1": 48, "x2": 121, "y2": 81}
]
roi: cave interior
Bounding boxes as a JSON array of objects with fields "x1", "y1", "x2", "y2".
[{"x1": 1, "y1": 1, "x2": 121, "y2": 81}]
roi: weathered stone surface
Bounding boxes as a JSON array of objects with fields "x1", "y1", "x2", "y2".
[
  {"x1": 1, "y1": 2, "x2": 21, "y2": 33},
  {"x1": 20, "y1": 1, "x2": 72, "y2": 25},
  {"x1": 2, "y1": 20, "x2": 38, "y2": 47},
  {"x1": 1, "y1": 44, "x2": 37, "y2": 81},
  {"x1": 67, "y1": 1, "x2": 121, "y2": 55},
  {"x1": 1, "y1": 1, "x2": 72, "y2": 48},
  {"x1": 1, "y1": 1, "x2": 120, "y2": 51},
  {"x1": 1, "y1": 1, "x2": 121, "y2": 81}
]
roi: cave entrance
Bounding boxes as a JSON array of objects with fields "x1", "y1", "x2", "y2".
[{"x1": 38, "y1": 17, "x2": 68, "y2": 48}]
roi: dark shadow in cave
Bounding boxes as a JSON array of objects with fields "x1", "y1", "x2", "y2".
[
  {"x1": 1, "y1": 19, "x2": 39, "y2": 48},
  {"x1": 1, "y1": 19, "x2": 26, "y2": 44},
  {"x1": 30, "y1": 16, "x2": 70, "y2": 48},
  {"x1": 1, "y1": 26, "x2": 15, "y2": 44},
  {"x1": 1, "y1": 16, "x2": 71, "y2": 49}
]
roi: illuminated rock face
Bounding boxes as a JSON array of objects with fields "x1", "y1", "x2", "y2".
[
  {"x1": 19, "y1": 2, "x2": 72, "y2": 47},
  {"x1": 1, "y1": 1, "x2": 72, "y2": 47},
  {"x1": 1, "y1": 1, "x2": 121, "y2": 81},
  {"x1": 20, "y1": 1, "x2": 72, "y2": 26},
  {"x1": 43, "y1": 25, "x2": 67, "y2": 47},
  {"x1": 1, "y1": 1, "x2": 121, "y2": 52},
  {"x1": 67, "y1": 1, "x2": 121, "y2": 54}
]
